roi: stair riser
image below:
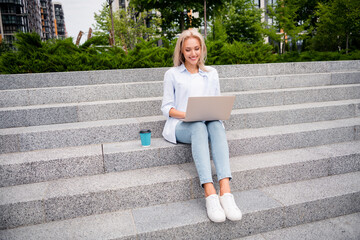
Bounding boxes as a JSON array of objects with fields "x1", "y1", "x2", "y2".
[
  {"x1": 133, "y1": 192, "x2": 360, "y2": 240},
  {"x1": 2, "y1": 61, "x2": 359, "y2": 90},
  {"x1": 234, "y1": 85, "x2": 360, "y2": 109},
  {"x1": 1, "y1": 104, "x2": 359, "y2": 154},
  {"x1": 2, "y1": 84, "x2": 360, "y2": 128},
  {"x1": 228, "y1": 127, "x2": 357, "y2": 157},
  {"x1": 2, "y1": 71, "x2": 360, "y2": 108},
  {"x1": 0, "y1": 68, "x2": 168, "y2": 90},
  {"x1": 0, "y1": 82, "x2": 163, "y2": 108},
  {"x1": 0, "y1": 100, "x2": 162, "y2": 128},
  {"x1": 2, "y1": 120, "x2": 358, "y2": 188},
  {"x1": 1, "y1": 151, "x2": 359, "y2": 230},
  {"x1": 105, "y1": 125, "x2": 358, "y2": 175},
  {"x1": 0, "y1": 180, "x2": 193, "y2": 230},
  {"x1": 0, "y1": 153, "x2": 103, "y2": 188}
]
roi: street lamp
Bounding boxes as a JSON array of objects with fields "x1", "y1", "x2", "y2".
[{"x1": 107, "y1": 0, "x2": 115, "y2": 46}]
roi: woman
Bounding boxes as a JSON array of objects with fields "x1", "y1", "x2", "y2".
[{"x1": 161, "y1": 29, "x2": 242, "y2": 223}]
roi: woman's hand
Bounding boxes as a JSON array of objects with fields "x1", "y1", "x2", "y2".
[{"x1": 169, "y1": 108, "x2": 186, "y2": 119}]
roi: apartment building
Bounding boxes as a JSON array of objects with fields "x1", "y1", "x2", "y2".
[
  {"x1": 0, "y1": 0, "x2": 28, "y2": 43},
  {"x1": 111, "y1": 0, "x2": 130, "y2": 12},
  {"x1": 0, "y1": 0, "x2": 65, "y2": 44},
  {"x1": 26, "y1": 0, "x2": 42, "y2": 37},
  {"x1": 40, "y1": 0, "x2": 55, "y2": 40},
  {"x1": 53, "y1": 1, "x2": 66, "y2": 39}
]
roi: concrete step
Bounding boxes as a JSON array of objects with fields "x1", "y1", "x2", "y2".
[
  {"x1": 1, "y1": 172, "x2": 359, "y2": 239},
  {"x1": 0, "y1": 145, "x2": 103, "y2": 187},
  {"x1": 0, "y1": 81, "x2": 163, "y2": 108},
  {"x1": 1, "y1": 120, "x2": 359, "y2": 187},
  {"x1": 0, "y1": 101, "x2": 359, "y2": 153},
  {"x1": 1, "y1": 60, "x2": 359, "y2": 90},
  {"x1": 2, "y1": 70, "x2": 360, "y2": 108},
  {"x1": 0, "y1": 67, "x2": 168, "y2": 90},
  {"x1": 234, "y1": 213, "x2": 360, "y2": 240},
  {"x1": 1, "y1": 83, "x2": 360, "y2": 128},
  {"x1": 1, "y1": 140, "x2": 359, "y2": 229},
  {"x1": 104, "y1": 118, "x2": 360, "y2": 173}
]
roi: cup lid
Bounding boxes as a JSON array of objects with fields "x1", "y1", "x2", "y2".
[{"x1": 139, "y1": 129, "x2": 151, "y2": 133}]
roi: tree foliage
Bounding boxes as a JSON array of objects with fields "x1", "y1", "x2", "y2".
[
  {"x1": 130, "y1": 0, "x2": 229, "y2": 39},
  {"x1": 1, "y1": 31, "x2": 360, "y2": 74},
  {"x1": 224, "y1": 0, "x2": 264, "y2": 43},
  {"x1": 267, "y1": 0, "x2": 360, "y2": 53},
  {"x1": 2, "y1": 0, "x2": 360, "y2": 74},
  {"x1": 311, "y1": 0, "x2": 360, "y2": 53},
  {"x1": 207, "y1": 40, "x2": 276, "y2": 64},
  {"x1": 267, "y1": 0, "x2": 305, "y2": 53},
  {"x1": 93, "y1": 2, "x2": 160, "y2": 50}
]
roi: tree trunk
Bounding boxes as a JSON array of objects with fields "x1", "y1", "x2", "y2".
[
  {"x1": 204, "y1": 0, "x2": 207, "y2": 38},
  {"x1": 180, "y1": 11, "x2": 185, "y2": 32},
  {"x1": 109, "y1": 1, "x2": 115, "y2": 46},
  {"x1": 346, "y1": 33, "x2": 349, "y2": 54}
]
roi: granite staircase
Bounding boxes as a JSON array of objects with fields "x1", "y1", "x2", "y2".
[{"x1": 0, "y1": 61, "x2": 359, "y2": 239}]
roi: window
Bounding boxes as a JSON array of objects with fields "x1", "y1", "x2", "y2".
[{"x1": 119, "y1": 0, "x2": 125, "y2": 8}]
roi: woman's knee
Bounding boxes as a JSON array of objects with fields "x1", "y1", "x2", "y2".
[
  {"x1": 190, "y1": 122, "x2": 208, "y2": 137},
  {"x1": 207, "y1": 121, "x2": 224, "y2": 133}
]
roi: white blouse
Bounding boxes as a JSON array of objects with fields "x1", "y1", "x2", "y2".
[{"x1": 161, "y1": 64, "x2": 221, "y2": 144}]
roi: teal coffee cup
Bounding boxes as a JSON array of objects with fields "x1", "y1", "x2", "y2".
[{"x1": 139, "y1": 129, "x2": 151, "y2": 147}]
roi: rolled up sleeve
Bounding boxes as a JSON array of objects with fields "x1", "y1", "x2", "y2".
[
  {"x1": 161, "y1": 71, "x2": 175, "y2": 118},
  {"x1": 214, "y1": 70, "x2": 221, "y2": 96}
]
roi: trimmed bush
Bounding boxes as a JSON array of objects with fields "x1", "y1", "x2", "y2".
[{"x1": 0, "y1": 33, "x2": 359, "y2": 74}]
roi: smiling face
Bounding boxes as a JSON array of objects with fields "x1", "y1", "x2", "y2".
[{"x1": 182, "y1": 37, "x2": 201, "y2": 69}]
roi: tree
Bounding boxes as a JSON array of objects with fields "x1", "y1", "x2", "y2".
[
  {"x1": 223, "y1": 0, "x2": 264, "y2": 43},
  {"x1": 93, "y1": 2, "x2": 160, "y2": 50},
  {"x1": 207, "y1": 13, "x2": 227, "y2": 42},
  {"x1": 267, "y1": 0, "x2": 305, "y2": 53},
  {"x1": 130, "y1": 0, "x2": 229, "y2": 39},
  {"x1": 312, "y1": 0, "x2": 360, "y2": 53}
]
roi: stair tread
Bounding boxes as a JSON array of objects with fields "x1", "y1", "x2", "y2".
[
  {"x1": 1, "y1": 172, "x2": 359, "y2": 239},
  {"x1": 1, "y1": 70, "x2": 358, "y2": 92},
  {"x1": 1, "y1": 95, "x2": 359, "y2": 112},
  {"x1": 1, "y1": 140, "x2": 359, "y2": 205},
  {"x1": 234, "y1": 213, "x2": 360, "y2": 240},
  {"x1": 2, "y1": 82, "x2": 360, "y2": 109},
  {"x1": 1, "y1": 106, "x2": 359, "y2": 135},
  {"x1": 133, "y1": 172, "x2": 360, "y2": 234}
]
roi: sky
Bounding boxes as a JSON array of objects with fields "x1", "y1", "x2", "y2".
[{"x1": 59, "y1": 0, "x2": 105, "y2": 43}]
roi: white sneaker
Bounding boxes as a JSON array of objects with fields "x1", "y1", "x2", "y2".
[
  {"x1": 220, "y1": 193, "x2": 242, "y2": 221},
  {"x1": 205, "y1": 194, "x2": 226, "y2": 223}
]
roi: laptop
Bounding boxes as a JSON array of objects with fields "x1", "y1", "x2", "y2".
[{"x1": 181, "y1": 96, "x2": 236, "y2": 122}]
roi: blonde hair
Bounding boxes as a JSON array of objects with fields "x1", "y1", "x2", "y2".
[{"x1": 173, "y1": 29, "x2": 208, "y2": 72}]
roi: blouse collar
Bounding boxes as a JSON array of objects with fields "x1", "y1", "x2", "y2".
[{"x1": 178, "y1": 64, "x2": 207, "y2": 77}]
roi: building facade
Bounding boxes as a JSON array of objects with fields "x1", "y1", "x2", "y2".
[
  {"x1": 53, "y1": 1, "x2": 66, "y2": 39},
  {"x1": 26, "y1": 0, "x2": 42, "y2": 37},
  {"x1": 0, "y1": 0, "x2": 65, "y2": 44},
  {"x1": 0, "y1": 0, "x2": 28, "y2": 43},
  {"x1": 111, "y1": 0, "x2": 130, "y2": 12},
  {"x1": 40, "y1": 0, "x2": 55, "y2": 40}
]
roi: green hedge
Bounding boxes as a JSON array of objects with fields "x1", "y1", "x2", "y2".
[
  {"x1": 276, "y1": 50, "x2": 360, "y2": 62},
  {"x1": 0, "y1": 33, "x2": 359, "y2": 74}
]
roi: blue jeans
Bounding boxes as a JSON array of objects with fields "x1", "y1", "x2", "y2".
[{"x1": 175, "y1": 121, "x2": 232, "y2": 186}]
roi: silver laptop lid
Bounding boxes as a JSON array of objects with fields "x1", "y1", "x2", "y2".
[{"x1": 182, "y1": 96, "x2": 235, "y2": 122}]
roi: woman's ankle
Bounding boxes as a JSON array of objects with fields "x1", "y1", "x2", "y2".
[
  {"x1": 219, "y1": 178, "x2": 231, "y2": 196},
  {"x1": 203, "y1": 183, "x2": 216, "y2": 197}
]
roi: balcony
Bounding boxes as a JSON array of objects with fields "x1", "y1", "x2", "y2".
[{"x1": 0, "y1": 0, "x2": 23, "y2": 5}]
